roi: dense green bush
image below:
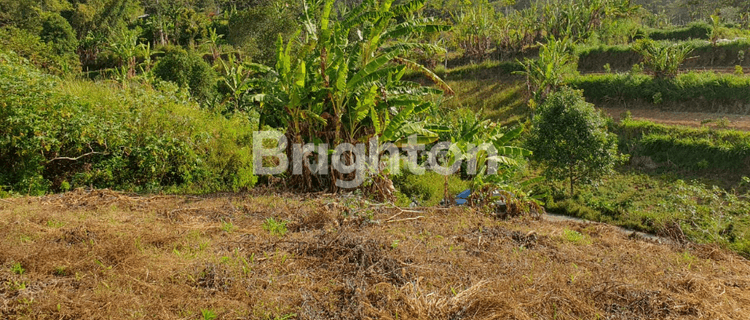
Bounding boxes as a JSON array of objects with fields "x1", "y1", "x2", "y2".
[
  {"x1": 0, "y1": 51, "x2": 256, "y2": 195},
  {"x1": 577, "y1": 44, "x2": 639, "y2": 71},
  {"x1": 40, "y1": 12, "x2": 78, "y2": 56},
  {"x1": 632, "y1": 39, "x2": 693, "y2": 79},
  {"x1": 568, "y1": 71, "x2": 750, "y2": 104},
  {"x1": 153, "y1": 47, "x2": 218, "y2": 103},
  {"x1": 226, "y1": 2, "x2": 298, "y2": 65},
  {"x1": 0, "y1": 26, "x2": 80, "y2": 74}
]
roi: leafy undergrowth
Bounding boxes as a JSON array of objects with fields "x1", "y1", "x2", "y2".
[
  {"x1": 392, "y1": 171, "x2": 470, "y2": 207},
  {"x1": 544, "y1": 171, "x2": 750, "y2": 257},
  {"x1": 1, "y1": 190, "x2": 750, "y2": 319}
]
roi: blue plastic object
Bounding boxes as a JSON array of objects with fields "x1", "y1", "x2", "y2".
[{"x1": 456, "y1": 189, "x2": 471, "y2": 199}]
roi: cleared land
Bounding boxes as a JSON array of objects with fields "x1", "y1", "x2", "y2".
[{"x1": 1, "y1": 189, "x2": 749, "y2": 319}]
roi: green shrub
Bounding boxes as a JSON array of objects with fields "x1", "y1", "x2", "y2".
[
  {"x1": 568, "y1": 71, "x2": 750, "y2": 105},
  {"x1": 633, "y1": 39, "x2": 693, "y2": 79},
  {"x1": 393, "y1": 171, "x2": 470, "y2": 207},
  {"x1": 40, "y1": 12, "x2": 78, "y2": 56},
  {"x1": 226, "y1": 2, "x2": 298, "y2": 65},
  {"x1": 0, "y1": 51, "x2": 256, "y2": 195},
  {"x1": 0, "y1": 26, "x2": 79, "y2": 74},
  {"x1": 576, "y1": 44, "x2": 640, "y2": 71},
  {"x1": 153, "y1": 47, "x2": 218, "y2": 103}
]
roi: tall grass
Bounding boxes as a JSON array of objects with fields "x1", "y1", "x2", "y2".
[
  {"x1": 568, "y1": 71, "x2": 750, "y2": 104},
  {"x1": 578, "y1": 38, "x2": 750, "y2": 71},
  {"x1": 615, "y1": 119, "x2": 750, "y2": 173}
]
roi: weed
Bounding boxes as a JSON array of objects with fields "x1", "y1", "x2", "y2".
[
  {"x1": 221, "y1": 220, "x2": 236, "y2": 233},
  {"x1": 678, "y1": 251, "x2": 697, "y2": 270},
  {"x1": 8, "y1": 280, "x2": 26, "y2": 291},
  {"x1": 716, "y1": 117, "x2": 730, "y2": 129},
  {"x1": 54, "y1": 266, "x2": 67, "y2": 276},
  {"x1": 652, "y1": 92, "x2": 662, "y2": 104},
  {"x1": 562, "y1": 229, "x2": 589, "y2": 245},
  {"x1": 201, "y1": 309, "x2": 217, "y2": 320},
  {"x1": 46, "y1": 220, "x2": 64, "y2": 228},
  {"x1": 10, "y1": 262, "x2": 25, "y2": 275},
  {"x1": 262, "y1": 218, "x2": 288, "y2": 237}
]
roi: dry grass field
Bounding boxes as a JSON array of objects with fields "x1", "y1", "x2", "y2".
[{"x1": 1, "y1": 189, "x2": 749, "y2": 319}]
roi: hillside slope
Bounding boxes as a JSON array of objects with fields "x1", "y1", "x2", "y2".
[{"x1": 1, "y1": 190, "x2": 748, "y2": 319}]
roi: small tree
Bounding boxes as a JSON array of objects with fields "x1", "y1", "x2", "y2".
[
  {"x1": 633, "y1": 39, "x2": 693, "y2": 79},
  {"x1": 516, "y1": 37, "x2": 577, "y2": 106},
  {"x1": 526, "y1": 87, "x2": 618, "y2": 196},
  {"x1": 153, "y1": 47, "x2": 218, "y2": 103}
]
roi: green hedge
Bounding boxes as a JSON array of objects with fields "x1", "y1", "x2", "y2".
[
  {"x1": 568, "y1": 72, "x2": 750, "y2": 105},
  {"x1": 642, "y1": 22, "x2": 713, "y2": 41},
  {"x1": 614, "y1": 119, "x2": 750, "y2": 171},
  {"x1": 0, "y1": 51, "x2": 257, "y2": 195},
  {"x1": 578, "y1": 39, "x2": 750, "y2": 71}
]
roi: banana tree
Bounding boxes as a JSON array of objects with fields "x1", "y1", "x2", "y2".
[
  {"x1": 107, "y1": 28, "x2": 141, "y2": 78},
  {"x1": 438, "y1": 114, "x2": 532, "y2": 208},
  {"x1": 515, "y1": 37, "x2": 577, "y2": 106},
  {"x1": 249, "y1": 0, "x2": 454, "y2": 193}
]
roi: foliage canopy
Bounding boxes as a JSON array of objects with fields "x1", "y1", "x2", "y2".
[{"x1": 526, "y1": 87, "x2": 618, "y2": 195}]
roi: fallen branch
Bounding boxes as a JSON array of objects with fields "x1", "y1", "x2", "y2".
[
  {"x1": 384, "y1": 207, "x2": 424, "y2": 222},
  {"x1": 49, "y1": 151, "x2": 107, "y2": 162},
  {"x1": 387, "y1": 216, "x2": 425, "y2": 223}
]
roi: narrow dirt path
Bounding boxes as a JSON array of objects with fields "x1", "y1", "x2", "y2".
[{"x1": 601, "y1": 106, "x2": 750, "y2": 131}]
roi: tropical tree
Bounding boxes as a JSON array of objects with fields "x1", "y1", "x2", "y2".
[
  {"x1": 449, "y1": 118, "x2": 533, "y2": 209},
  {"x1": 248, "y1": 0, "x2": 453, "y2": 196},
  {"x1": 107, "y1": 28, "x2": 141, "y2": 78},
  {"x1": 153, "y1": 47, "x2": 218, "y2": 103},
  {"x1": 708, "y1": 14, "x2": 721, "y2": 46},
  {"x1": 633, "y1": 39, "x2": 694, "y2": 79},
  {"x1": 516, "y1": 37, "x2": 577, "y2": 106},
  {"x1": 451, "y1": 0, "x2": 497, "y2": 62},
  {"x1": 526, "y1": 87, "x2": 619, "y2": 196}
]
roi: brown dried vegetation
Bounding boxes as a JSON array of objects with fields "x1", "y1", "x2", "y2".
[{"x1": 1, "y1": 189, "x2": 749, "y2": 319}]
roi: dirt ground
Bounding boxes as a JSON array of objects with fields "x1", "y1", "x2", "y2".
[
  {"x1": 602, "y1": 106, "x2": 750, "y2": 131},
  {"x1": 1, "y1": 189, "x2": 750, "y2": 319}
]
